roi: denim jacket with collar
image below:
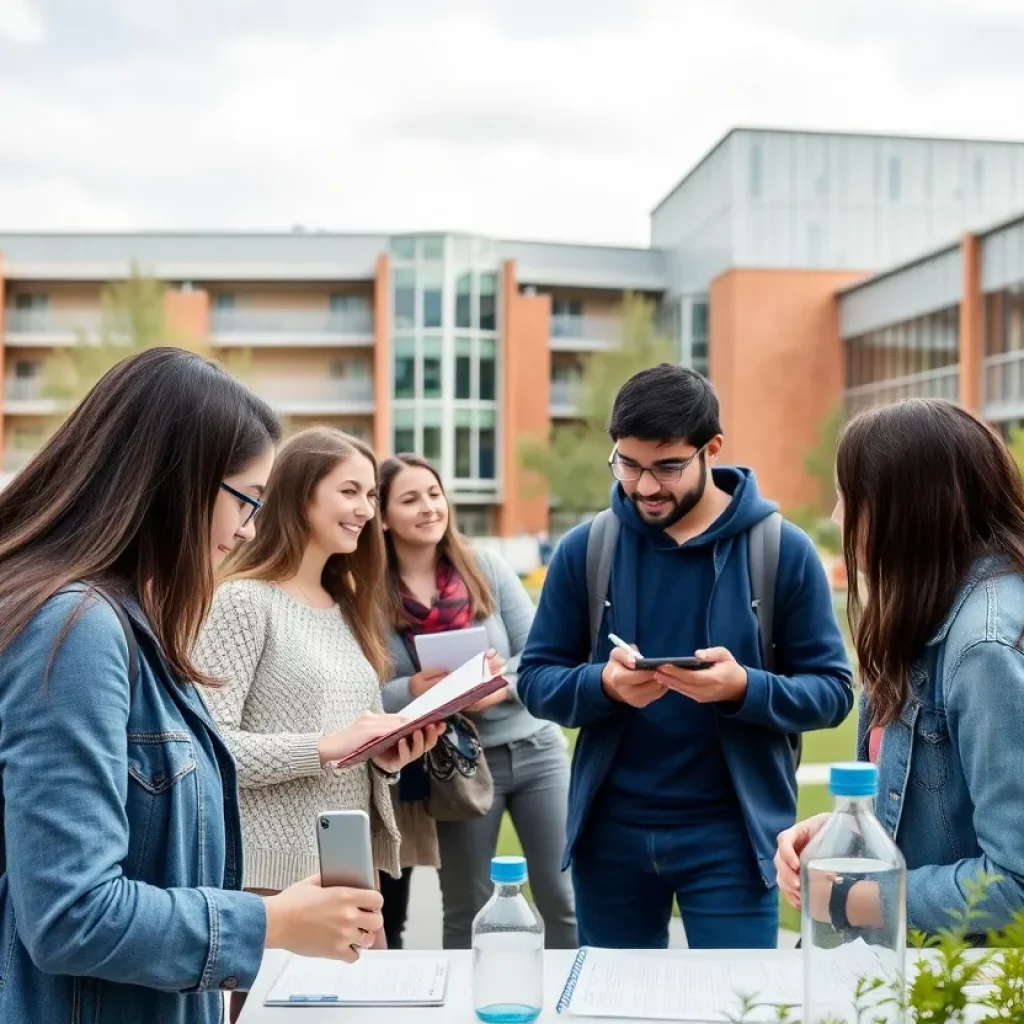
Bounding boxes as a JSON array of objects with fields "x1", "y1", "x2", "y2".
[
  {"x1": 0, "y1": 589, "x2": 267, "y2": 1023},
  {"x1": 857, "y1": 559, "x2": 1024, "y2": 935}
]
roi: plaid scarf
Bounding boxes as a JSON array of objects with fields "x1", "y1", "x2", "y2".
[{"x1": 398, "y1": 559, "x2": 473, "y2": 803}]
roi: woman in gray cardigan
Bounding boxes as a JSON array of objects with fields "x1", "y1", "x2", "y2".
[{"x1": 378, "y1": 454, "x2": 577, "y2": 951}]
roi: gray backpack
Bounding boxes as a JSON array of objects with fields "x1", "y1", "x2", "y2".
[{"x1": 584, "y1": 509, "x2": 803, "y2": 767}]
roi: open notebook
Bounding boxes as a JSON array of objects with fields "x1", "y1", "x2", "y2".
[{"x1": 333, "y1": 652, "x2": 504, "y2": 769}]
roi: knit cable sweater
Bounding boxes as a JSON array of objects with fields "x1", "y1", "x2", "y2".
[{"x1": 194, "y1": 579, "x2": 401, "y2": 890}]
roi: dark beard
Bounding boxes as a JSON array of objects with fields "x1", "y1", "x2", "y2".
[{"x1": 631, "y1": 455, "x2": 707, "y2": 531}]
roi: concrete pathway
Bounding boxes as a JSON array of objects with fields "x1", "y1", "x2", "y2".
[{"x1": 400, "y1": 866, "x2": 799, "y2": 951}]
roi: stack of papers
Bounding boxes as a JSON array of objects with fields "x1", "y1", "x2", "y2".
[{"x1": 264, "y1": 952, "x2": 448, "y2": 1007}]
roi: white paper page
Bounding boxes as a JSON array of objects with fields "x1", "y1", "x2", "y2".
[
  {"x1": 414, "y1": 626, "x2": 489, "y2": 673},
  {"x1": 563, "y1": 952, "x2": 803, "y2": 1022},
  {"x1": 265, "y1": 952, "x2": 448, "y2": 1006},
  {"x1": 400, "y1": 653, "x2": 488, "y2": 719}
]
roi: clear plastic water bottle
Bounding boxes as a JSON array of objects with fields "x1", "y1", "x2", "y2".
[
  {"x1": 472, "y1": 855, "x2": 544, "y2": 1023},
  {"x1": 801, "y1": 763, "x2": 907, "y2": 1024}
]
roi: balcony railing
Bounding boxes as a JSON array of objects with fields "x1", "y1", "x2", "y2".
[
  {"x1": 983, "y1": 351, "x2": 1024, "y2": 421},
  {"x1": 247, "y1": 375, "x2": 375, "y2": 412},
  {"x1": 550, "y1": 378, "x2": 582, "y2": 415},
  {"x1": 211, "y1": 307, "x2": 373, "y2": 339},
  {"x1": 4, "y1": 308, "x2": 105, "y2": 339},
  {"x1": 4, "y1": 377, "x2": 43, "y2": 402},
  {"x1": 844, "y1": 365, "x2": 959, "y2": 416},
  {"x1": 550, "y1": 314, "x2": 621, "y2": 349}
]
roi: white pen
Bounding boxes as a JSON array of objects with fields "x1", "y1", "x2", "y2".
[{"x1": 608, "y1": 633, "x2": 644, "y2": 659}]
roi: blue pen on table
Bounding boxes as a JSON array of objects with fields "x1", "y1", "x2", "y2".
[{"x1": 608, "y1": 633, "x2": 644, "y2": 659}]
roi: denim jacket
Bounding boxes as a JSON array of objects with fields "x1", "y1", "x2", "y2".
[
  {"x1": 0, "y1": 590, "x2": 267, "y2": 1023},
  {"x1": 857, "y1": 559, "x2": 1024, "y2": 935}
]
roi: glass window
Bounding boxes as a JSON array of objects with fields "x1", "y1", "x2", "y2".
[
  {"x1": 393, "y1": 269, "x2": 416, "y2": 329},
  {"x1": 455, "y1": 337, "x2": 473, "y2": 399},
  {"x1": 422, "y1": 337, "x2": 443, "y2": 398},
  {"x1": 214, "y1": 293, "x2": 236, "y2": 309},
  {"x1": 749, "y1": 142, "x2": 763, "y2": 199},
  {"x1": 393, "y1": 407, "x2": 415, "y2": 455},
  {"x1": 888, "y1": 157, "x2": 901, "y2": 202},
  {"x1": 393, "y1": 336, "x2": 416, "y2": 399},
  {"x1": 456, "y1": 272, "x2": 472, "y2": 329},
  {"x1": 552, "y1": 297, "x2": 583, "y2": 337},
  {"x1": 478, "y1": 409, "x2": 496, "y2": 480},
  {"x1": 14, "y1": 293, "x2": 47, "y2": 310},
  {"x1": 390, "y1": 237, "x2": 415, "y2": 260},
  {"x1": 455, "y1": 408, "x2": 473, "y2": 478},
  {"x1": 422, "y1": 264, "x2": 443, "y2": 329},
  {"x1": 973, "y1": 158, "x2": 985, "y2": 198},
  {"x1": 691, "y1": 300, "x2": 709, "y2": 342},
  {"x1": 422, "y1": 406, "x2": 442, "y2": 462},
  {"x1": 421, "y1": 236, "x2": 444, "y2": 260},
  {"x1": 479, "y1": 337, "x2": 496, "y2": 401},
  {"x1": 479, "y1": 272, "x2": 497, "y2": 331}
]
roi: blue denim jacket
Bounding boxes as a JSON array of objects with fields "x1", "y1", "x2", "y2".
[
  {"x1": 0, "y1": 590, "x2": 267, "y2": 1023},
  {"x1": 857, "y1": 559, "x2": 1024, "y2": 935}
]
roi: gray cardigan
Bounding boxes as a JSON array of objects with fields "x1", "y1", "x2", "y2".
[{"x1": 381, "y1": 548, "x2": 547, "y2": 749}]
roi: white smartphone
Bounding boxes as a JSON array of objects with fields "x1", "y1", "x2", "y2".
[{"x1": 315, "y1": 809, "x2": 376, "y2": 889}]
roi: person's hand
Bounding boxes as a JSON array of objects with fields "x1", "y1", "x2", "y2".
[
  {"x1": 318, "y1": 711, "x2": 416, "y2": 766},
  {"x1": 774, "y1": 813, "x2": 830, "y2": 909},
  {"x1": 601, "y1": 645, "x2": 666, "y2": 708},
  {"x1": 372, "y1": 721, "x2": 446, "y2": 773},
  {"x1": 466, "y1": 685, "x2": 509, "y2": 713},
  {"x1": 655, "y1": 647, "x2": 748, "y2": 703},
  {"x1": 409, "y1": 669, "x2": 447, "y2": 697},
  {"x1": 264, "y1": 875, "x2": 384, "y2": 963}
]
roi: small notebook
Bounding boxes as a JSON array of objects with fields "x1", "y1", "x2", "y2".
[
  {"x1": 413, "y1": 625, "x2": 489, "y2": 673},
  {"x1": 264, "y1": 952, "x2": 448, "y2": 1007},
  {"x1": 333, "y1": 652, "x2": 504, "y2": 768}
]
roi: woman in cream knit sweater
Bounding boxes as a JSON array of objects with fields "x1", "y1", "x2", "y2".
[{"x1": 195, "y1": 429, "x2": 442, "y2": 1009}]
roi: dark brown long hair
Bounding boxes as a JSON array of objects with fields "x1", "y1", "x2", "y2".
[
  {"x1": 378, "y1": 453, "x2": 496, "y2": 630},
  {"x1": 837, "y1": 398, "x2": 1024, "y2": 726},
  {"x1": 224, "y1": 427, "x2": 390, "y2": 678},
  {"x1": 0, "y1": 347, "x2": 280, "y2": 683}
]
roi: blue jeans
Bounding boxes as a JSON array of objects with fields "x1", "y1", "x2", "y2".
[{"x1": 571, "y1": 813, "x2": 778, "y2": 949}]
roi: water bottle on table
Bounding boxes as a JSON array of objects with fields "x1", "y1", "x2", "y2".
[
  {"x1": 801, "y1": 762, "x2": 907, "y2": 1024},
  {"x1": 472, "y1": 855, "x2": 544, "y2": 1023}
]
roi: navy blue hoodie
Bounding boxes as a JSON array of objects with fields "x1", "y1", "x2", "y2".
[{"x1": 517, "y1": 467, "x2": 854, "y2": 885}]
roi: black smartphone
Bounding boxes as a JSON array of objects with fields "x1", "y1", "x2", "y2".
[{"x1": 633, "y1": 656, "x2": 712, "y2": 671}]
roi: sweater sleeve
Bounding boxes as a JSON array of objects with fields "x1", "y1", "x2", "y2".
[{"x1": 195, "y1": 583, "x2": 324, "y2": 788}]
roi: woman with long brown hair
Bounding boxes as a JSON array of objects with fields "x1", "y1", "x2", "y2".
[
  {"x1": 0, "y1": 349, "x2": 402, "y2": 1024},
  {"x1": 377, "y1": 453, "x2": 577, "y2": 950},
  {"x1": 776, "y1": 398, "x2": 1024, "y2": 938},
  {"x1": 194, "y1": 428, "x2": 443, "y2": 1015}
]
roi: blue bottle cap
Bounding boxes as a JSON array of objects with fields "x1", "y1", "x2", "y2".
[
  {"x1": 829, "y1": 762, "x2": 878, "y2": 797},
  {"x1": 491, "y1": 855, "x2": 528, "y2": 885}
]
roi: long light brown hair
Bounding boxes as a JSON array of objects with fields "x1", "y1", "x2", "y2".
[
  {"x1": 0, "y1": 347, "x2": 280, "y2": 684},
  {"x1": 837, "y1": 398, "x2": 1024, "y2": 726},
  {"x1": 378, "y1": 453, "x2": 495, "y2": 631},
  {"x1": 224, "y1": 427, "x2": 390, "y2": 678}
]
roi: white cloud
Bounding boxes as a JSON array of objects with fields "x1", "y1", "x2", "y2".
[
  {"x1": 0, "y1": 0, "x2": 44, "y2": 43},
  {"x1": 1, "y1": 1, "x2": 1023, "y2": 243}
]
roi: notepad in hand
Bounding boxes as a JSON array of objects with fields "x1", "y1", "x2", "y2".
[
  {"x1": 264, "y1": 952, "x2": 448, "y2": 1007},
  {"x1": 333, "y1": 652, "x2": 504, "y2": 769}
]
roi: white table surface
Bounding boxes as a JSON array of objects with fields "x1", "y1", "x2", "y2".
[{"x1": 238, "y1": 948, "x2": 802, "y2": 1023}]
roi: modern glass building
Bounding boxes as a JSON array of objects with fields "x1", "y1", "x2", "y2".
[{"x1": 5, "y1": 127, "x2": 1024, "y2": 535}]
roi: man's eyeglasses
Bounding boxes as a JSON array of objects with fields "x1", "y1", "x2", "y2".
[
  {"x1": 608, "y1": 445, "x2": 706, "y2": 485},
  {"x1": 221, "y1": 482, "x2": 263, "y2": 527}
]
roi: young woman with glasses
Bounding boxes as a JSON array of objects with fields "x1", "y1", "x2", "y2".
[
  {"x1": 376, "y1": 453, "x2": 577, "y2": 951},
  {"x1": 0, "y1": 349, "x2": 404, "y2": 1024},
  {"x1": 194, "y1": 428, "x2": 444, "y2": 1018}
]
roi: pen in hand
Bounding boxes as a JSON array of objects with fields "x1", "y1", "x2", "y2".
[{"x1": 608, "y1": 633, "x2": 644, "y2": 660}]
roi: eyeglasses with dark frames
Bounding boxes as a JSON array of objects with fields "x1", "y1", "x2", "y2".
[
  {"x1": 608, "y1": 445, "x2": 707, "y2": 485},
  {"x1": 220, "y1": 482, "x2": 263, "y2": 527}
]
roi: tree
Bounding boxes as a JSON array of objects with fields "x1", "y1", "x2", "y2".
[
  {"x1": 788, "y1": 404, "x2": 844, "y2": 553},
  {"x1": 517, "y1": 292, "x2": 675, "y2": 518},
  {"x1": 43, "y1": 266, "x2": 250, "y2": 415},
  {"x1": 1006, "y1": 423, "x2": 1024, "y2": 477}
]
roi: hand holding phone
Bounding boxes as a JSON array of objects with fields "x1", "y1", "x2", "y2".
[
  {"x1": 633, "y1": 656, "x2": 711, "y2": 671},
  {"x1": 601, "y1": 642, "x2": 668, "y2": 709}
]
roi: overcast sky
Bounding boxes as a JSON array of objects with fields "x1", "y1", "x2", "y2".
[{"x1": 1, "y1": 0, "x2": 1023, "y2": 245}]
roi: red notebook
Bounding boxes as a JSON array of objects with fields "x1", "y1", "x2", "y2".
[{"x1": 334, "y1": 653, "x2": 505, "y2": 769}]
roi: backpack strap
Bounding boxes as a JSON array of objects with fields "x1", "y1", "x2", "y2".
[
  {"x1": 748, "y1": 511, "x2": 782, "y2": 674},
  {"x1": 748, "y1": 512, "x2": 802, "y2": 767},
  {"x1": 585, "y1": 510, "x2": 620, "y2": 661}
]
